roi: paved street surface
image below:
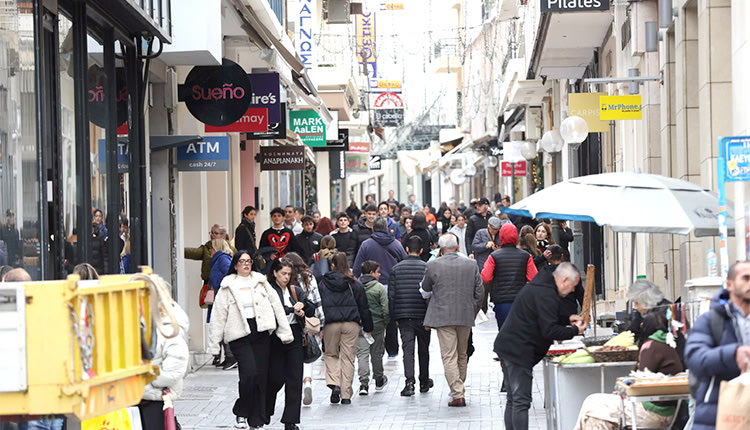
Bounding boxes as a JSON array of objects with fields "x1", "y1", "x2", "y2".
[{"x1": 176, "y1": 311, "x2": 548, "y2": 430}]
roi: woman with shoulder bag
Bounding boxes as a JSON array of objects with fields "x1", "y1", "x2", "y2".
[
  {"x1": 263, "y1": 257, "x2": 315, "y2": 430},
  {"x1": 284, "y1": 252, "x2": 325, "y2": 406},
  {"x1": 318, "y1": 253, "x2": 373, "y2": 405},
  {"x1": 208, "y1": 250, "x2": 294, "y2": 430},
  {"x1": 207, "y1": 238, "x2": 235, "y2": 368}
]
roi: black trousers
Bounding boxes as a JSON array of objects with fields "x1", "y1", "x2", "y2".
[
  {"x1": 138, "y1": 399, "x2": 179, "y2": 430},
  {"x1": 265, "y1": 324, "x2": 304, "y2": 425},
  {"x1": 397, "y1": 318, "x2": 430, "y2": 383},
  {"x1": 230, "y1": 318, "x2": 272, "y2": 428},
  {"x1": 385, "y1": 319, "x2": 399, "y2": 356}
]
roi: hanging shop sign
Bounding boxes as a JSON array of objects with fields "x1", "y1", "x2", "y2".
[
  {"x1": 244, "y1": 102, "x2": 287, "y2": 140},
  {"x1": 370, "y1": 79, "x2": 402, "y2": 94},
  {"x1": 374, "y1": 108, "x2": 404, "y2": 127},
  {"x1": 257, "y1": 146, "x2": 305, "y2": 171},
  {"x1": 569, "y1": 92, "x2": 609, "y2": 133},
  {"x1": 514, "y1": 160, "x2": 527, "y2": 176},
  {"x1": 356, "y1": 12, "x2": 377, "y2": 81},
  {"x1": 722, "y1": 136, "x2": 750, "y2": 182},
  {"x1": 501, "y1": 161, "x2": 512, "y2": 177},
  {"x1": 348, "y1": 142, "x2": 370, "y2": 153},
  {"x1": 540, "y1": 0, "x2": 610, "y2": 13},
  {"x1": 599, "y1": 95, "x2": 642, "y2": 120},
  {"x1": 290, "y1": 110, "x2": 326, "y2": 147},
  {"x1": 314, "y1": 129, "x2": 350, "y2": 152},
  {"x1": 295, "y1": 0, "x2": 316, "y2": 70},
  {"x1": 176, "y1": 136, "x2": 230, "y2": 171},
  {"x1": 97, "y1": 139, "x2": 129, "y2": 173},
  {"x1": 88, "y1": 66, "x2": 128, "y2": 129},
  {"x1": 330, "y1": 150, "x2": 346, "y2": 180},
  {"x1": 178, "y1": 58, "x2": 252, "y2": 127},
  {"x1": 369, "y1": 154, "x2": 382, "y2": 170},
  {"x1": 247, "y1": 72, "x2": 281, "y2": 123},
  {"x1": 372, "y1": 92, "x2": 404, "y2": 109},
  {"x1": 345, "y1": 153, "x2": 369, "y2": 174},
  {"x1": 204, "y1": 108, "x2": 269, "y2": 133}
]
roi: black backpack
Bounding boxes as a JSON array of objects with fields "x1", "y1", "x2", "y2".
[{"x1": 687, "y1": 309, "x2": 724, "y2": 399}]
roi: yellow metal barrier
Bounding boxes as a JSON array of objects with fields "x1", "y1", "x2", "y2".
[{"x1": 0, "y1": 269, "x2": 159, "y2": 420}]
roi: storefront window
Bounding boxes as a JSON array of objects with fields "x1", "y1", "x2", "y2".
[{"x1": 0, "y1": 2, "x2": 40, "y2": 277}]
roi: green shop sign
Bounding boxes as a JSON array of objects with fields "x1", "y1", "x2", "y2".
[{"x1": 290, "y1": 110, "x2": 326, "y2": 147}]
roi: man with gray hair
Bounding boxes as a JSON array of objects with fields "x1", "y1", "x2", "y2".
[
  {"x1": 495, "y1": 262, "x2": 586, "y2": 429},
  {"x1": 421, "y1": 233, "x2": 484, "y2": 407},
  {"x1": 2, "y1": 267, "x2": 31, "y2": 282}
]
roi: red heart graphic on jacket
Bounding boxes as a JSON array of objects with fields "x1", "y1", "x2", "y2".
[{"x1": 269, "y1": 232, "x2": 291, "y2": 253}]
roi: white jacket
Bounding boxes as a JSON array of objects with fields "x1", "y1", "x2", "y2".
[
  {"x1": 207, "y1": 272, "x2": 293, "y2": 355},
  {"x1": 142, "y1": 303, "x2": 190, "y2": 401}
]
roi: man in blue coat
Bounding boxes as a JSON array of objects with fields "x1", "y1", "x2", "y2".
[{"x1": 685, "y1": 260, "x2": 750, "y2": 430}]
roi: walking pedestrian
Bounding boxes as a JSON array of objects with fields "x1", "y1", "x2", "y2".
[
  {"x1": 353, "y1": 204, "x2": 378, "y2": 250},
  {"x1": 356, "y1": 260, "x2": 390, "y2": 396},
  {"x1": 258, "y1": 208, "x2": 298, "y2": 271},
  {"x1": 283, "y1": 206, "x2": 302, "y2": 235},
  {"x1": 331, "y1": 213, "x2": 357, "y2": 267},
  {"x1": 208, "y1": 238, "x2": 236, "y2": 369},
  {"x1": 465, "y1": 197, "x2": 491, "y2": 252},
  {"x1": 421, "y1": 234, "x2": 484, "y2": 407},
  {"x1": 1, "y1": 209, "x2": 22, "y2": 267},
  {"x1": 378, "y1": 201, "x2": 401, "y2": 240},
  {"x1": 295, "y1": 215, "x2": 322, "y2": 266},
  {"x1": 448, "y1": 214, "x2": 467, "y2": 255},
  {"x1": 389, "y1": 236, "x2": 432, "y2": 396},
  {"x1": 554, "y1": 220, "x2": 574, "y2": 261},
  {"x1": 318, "y1": 252, "x2": 373, "y2": 405},
  {"x1": 311, "y1": 235, "x2": 336, "y2": 282},
  {"x1": 265, "y1": 258, "x2": 314, "y2": 430},
  {"x1": 207, "y1": 251, "x2": 294, "y2": 429},
  {"x1": 469, "y1": 216, "x2": 502, "y2": 312},
  {"x1": 234, "y1": 206, "x2": 263, "y2": 272},
  {"x1": 402, "y1": 213, "x2": 433, "y2": 262}
]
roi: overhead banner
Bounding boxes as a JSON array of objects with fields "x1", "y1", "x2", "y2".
[
  {"x1": 295, "y1": 0, "x2": 315, "y2": 71},
  {"x1": 178, "y1": 58, "x2": 252, "y2": 127},
  {"x1": 204, "y1": 108, "x2": 268, "y2": 133},
  {"x1": 290, "y1": 110, "x2": 326, "y2": 147},
  {"x1": 176, "y1": 136, "x2": 230, "y2": 171},
  {"x1": 374, "y1": 108, "x2": 404, "y2": 127},
  {"x1": 569, "y1": 92, "x2": 609, "y2": 132},
  {"x1": 540, "y1": 0, "x2": 610, "y2": 13},
  {"x1": 330, "y1": 150, "x2": 346, "y2": 180},
  {"x1": 356, "y1": 12, "x2": 377, "y2": 82},
  {"x1": 722, "y1": 136, "x2": 750, "y2": 182},
  {"x1": 258, "y1": 146, "x2": 305, "y2": 171},
  {"x1": 599, "y1": 95, "x2": 642, "y2": 120}
]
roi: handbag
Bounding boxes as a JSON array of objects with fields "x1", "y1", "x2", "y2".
[
  {"x1": 304, "y1": 316, "x2": 321, "y2": 334},
  {"x1": 203, "y1": 288, "x2": 215, "y2": 305},
  {"x1": 288, "y1": 285, "x2": 322, "y2": 363},
  {"x1": 198, "y1": 284, "x2": 210, "y2": 309}
]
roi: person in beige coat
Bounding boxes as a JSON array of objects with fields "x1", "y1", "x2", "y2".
[{"x1": 208, "y1": 250, "x2": 294, "y2": 430}]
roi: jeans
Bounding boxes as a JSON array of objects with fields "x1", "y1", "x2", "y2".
[
  {"x1": 397, "y1": 318, "x2": 431, "y2": 384},
  {"x1": 494, "y1": 302, "x2": 514, "y2": 331},
  {"x1": 502, "y1": 359, "x2": 534, "y2": 430},
  {"x1": 17, "y1": 420, "x2": 63, "y2": 430}
]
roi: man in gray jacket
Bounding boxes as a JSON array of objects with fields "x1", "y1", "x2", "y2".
[{"x1": 421, "y1": 234, "x2": 484, "y2": 407}]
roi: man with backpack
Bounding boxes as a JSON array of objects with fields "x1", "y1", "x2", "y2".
[{"x1": 685, "y1": 260, "x2": 750, "y2": 430}]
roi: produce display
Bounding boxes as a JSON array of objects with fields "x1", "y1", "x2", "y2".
[
  {"x1": 552, "y1": 349, "x2": 595, "y2": 364},
  {"x1": 602, "y1": 331, "x2": 635, "y2": 347},
  {"x1": 551, "y1": 331, "x2": 637, "y2": 364}
]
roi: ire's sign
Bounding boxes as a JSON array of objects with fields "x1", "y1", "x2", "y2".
[
  {"x1": 540, "y1": 0, "x2": 609, "y2": 13},
  {"x1": 176, "y1": 136, "x2": 229, "y2": 171}
]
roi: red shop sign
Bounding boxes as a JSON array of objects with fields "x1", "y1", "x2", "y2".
[
  {"x1": 515, "y1": 160, "x2": 527, "y2": 176},
  {"x1": 205, "y1": 108, "x2": 269, "y2": 133},
  {"x1": 501, "y1": 161, "x2": 512, "y2": 177}
]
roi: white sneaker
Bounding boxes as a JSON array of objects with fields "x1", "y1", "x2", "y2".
[
  {"x1": 303, "y1": 380, "x2": 313, "y2": 405},
  {"x1": 234, "y1": 416, "x2": 248, "y2": 429}
]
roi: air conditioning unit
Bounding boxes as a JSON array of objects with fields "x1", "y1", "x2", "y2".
[{"x1": 325, "y1": 0, "x2": 351, "y2": 24}]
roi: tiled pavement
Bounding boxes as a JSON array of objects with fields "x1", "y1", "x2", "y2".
[{"x1": 175, "y1": 312, "x2": 549, "y2": 430}]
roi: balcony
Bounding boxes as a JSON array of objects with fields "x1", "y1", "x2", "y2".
[{"x1": 99, "y1": 0, "x2": 172, "y2": 42}]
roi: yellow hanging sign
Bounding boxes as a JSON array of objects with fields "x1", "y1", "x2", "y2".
[
  {"x1": 599, "y1": 95, "x2": 643, "y2": 120},
  {"x1": 569, "y1": 92, "x2": 609, "y2": 133}
]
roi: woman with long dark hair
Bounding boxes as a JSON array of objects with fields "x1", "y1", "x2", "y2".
[
  {"x1": 318, "y1": 253, "x2": 373, "y2": 405},
  {"x1": 283, "y1": 251, "x2": 326, "y2": 405},
  {"x1": 402, "y1": 213, "x2": 434, "y2": 262},
  {"x1": 208, "y1": 250, "x2": 293, "y2": 429},
  {"x1": 264, "y1": 258, "x2": 314, "y2": 430}
]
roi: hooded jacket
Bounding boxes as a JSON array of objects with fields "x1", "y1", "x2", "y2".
[
  {"x1": 318, "y1": 271, "x2": 373, "y2": 332},
  {"x1": 360, "y1": 274, "x2": 389, "y2": 334},
  {"x1": 494, "y1": 272, "x2": 579, "y2": 367},
  {"x1": 685, "y1": 289, "x2": 747, "y2": 430},
  {"x1": 142, "y1": 303, "x2": 190, "y2": 401},
  {"x1": 481, "y1": 224, "x2": 537, "y2": 304},
  {"x1": 352, "y1": 231, "x2": 408, "y2": 284},
  {"x1": 207, "y1": 272, "x2": 294, "y2": 355}
]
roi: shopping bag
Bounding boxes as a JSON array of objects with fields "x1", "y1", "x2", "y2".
[
  {"x1": 475, "y1": 309, "x2": 489, "y2": 325},
  {"x1": 82, "y1": 408, "x2": 133, "y2": 430},
  {"x1": 198, "y1": 284, "x2": 210, "y2": 309},
  {"x1": 716, "y1": 373, "x2": 750, "y2": 429}
]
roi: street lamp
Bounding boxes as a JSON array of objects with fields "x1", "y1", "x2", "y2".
[
  {"x1": 540, "y1": 130, "x2": 564, "y2": 154},
  {"x1": 560, "y1": 115, "x2": 589, "y2": 149}
]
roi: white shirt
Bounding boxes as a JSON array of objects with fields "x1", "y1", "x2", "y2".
[
  {"x1": 282, "y1": 287, "x2": 299, "y2": 325},
  {"x1": 234, "y1": 275, "x2": 256, "y2": 319}
]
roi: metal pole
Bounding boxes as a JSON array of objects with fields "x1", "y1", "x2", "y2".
[{"x1": 717, "y1": 137, "x2": 729, "y2": 284}]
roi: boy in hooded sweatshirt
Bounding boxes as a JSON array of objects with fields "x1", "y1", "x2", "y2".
[{"x1": 356, "y1": 260, "x2": 390, "y2": 395}]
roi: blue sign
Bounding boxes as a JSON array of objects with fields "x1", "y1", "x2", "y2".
[
  {"x1": 176, "y1": 136, "x2": 230, "y2": 171},
  {"x1": 97, "y1": 139, "x2": 129, "y2": 173},
  {"x1": 722, "y1": 136, "x2": 750, "y2": 182},
  {"x1": 248, "y1": 73, "x2": 281, "y2": 123}
]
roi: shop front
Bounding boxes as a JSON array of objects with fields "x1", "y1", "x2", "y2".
[{"x1": 0, "y1": 0, "x2": 169, "y2": 280}]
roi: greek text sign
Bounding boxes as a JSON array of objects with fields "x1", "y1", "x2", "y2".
[
  {"x1": 258, "y1": 146, "x2": 305, "y2": 171},
  {"x1": 541, "y1": 0, "x2": 610, "y2": 13},
  {"x1": 295, "y1": 0, "x2": 316, "y2": 71},
  {"x1": 599, "y1": 95, "x2": 642, "y2": 120},
  {"x1": 723, "y1": 136, "x2": 750, "y2": 182},
  {"x1": 290, "y1": 110, "x2": 326, "y2": 147},
  {"x1": 176, "y1": 136, "x2": 230, "y2": 171},
  {"x1": 356, "y1": 12, "x2": 377, "y2": 80}
]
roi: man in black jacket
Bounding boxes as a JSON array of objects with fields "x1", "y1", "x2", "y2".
[
  {"x1": 495, "y1": 262, "x2": 585, "y2": 430},
  {"x1": 331, "y1": 212, "x2": 357, "y2": 267},
  {"x1": 465, "y1": 197, "x2": 491, "y2": 253},
  {"x1": 353, "y1": 204, "x2": 378, "y2": 252},
  {"x1": 389, "y1": 236, "x2": 431, "y2": 397},
  {"x1": 296, "y1": 215, "x2": 323, "y2": 266}
]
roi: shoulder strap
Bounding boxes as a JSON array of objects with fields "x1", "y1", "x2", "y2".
[
  {"x1": 709, "y1": 308, "x2": 724, "y2": 345},
  {"x1": 289, "y1": 285, "x2": 298, "y2": 302},
  {"x1": 381, "y1": 242, "x2": 401, "y2": 262}
]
